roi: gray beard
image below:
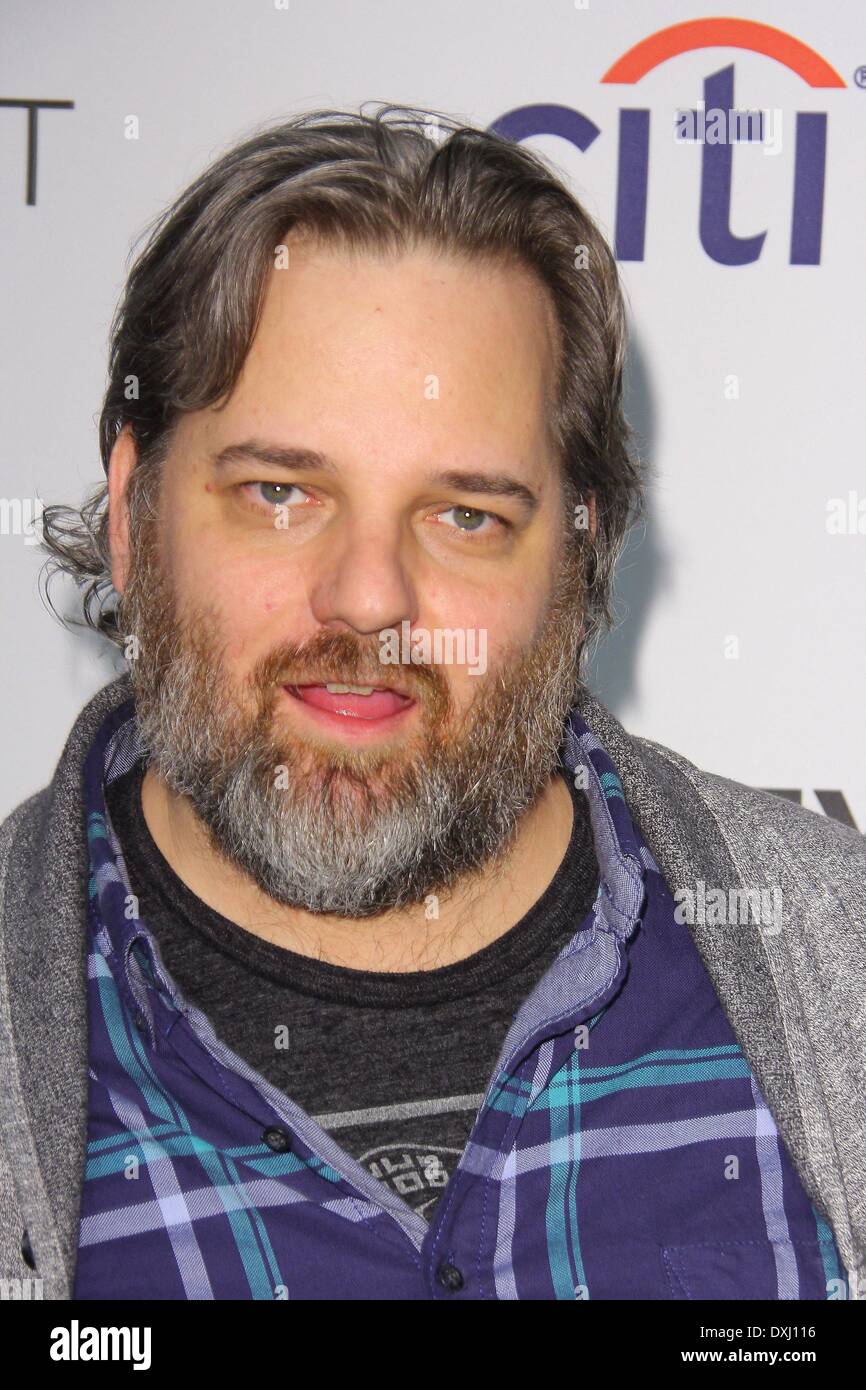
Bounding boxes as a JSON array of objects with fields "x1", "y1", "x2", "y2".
[{"x1": 132, "y1": 638, "x2": 582, "y2": 917}]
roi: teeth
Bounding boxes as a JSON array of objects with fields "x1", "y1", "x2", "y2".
[{"x1": 325, "y1": 683, "x2": 376, "y2": 695}]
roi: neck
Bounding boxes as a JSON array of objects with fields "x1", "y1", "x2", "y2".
[{"x1": 139, "y1": 765, "x2": 575, "y2": 972}]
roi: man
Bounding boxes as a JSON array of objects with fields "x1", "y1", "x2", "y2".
[{"x1": 1, "y1": 105, "x2": 863, "y2": 1301}]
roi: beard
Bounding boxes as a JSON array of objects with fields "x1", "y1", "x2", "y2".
[{"x1": 118, "y1": 505, "x2": 588, "y2": 918}]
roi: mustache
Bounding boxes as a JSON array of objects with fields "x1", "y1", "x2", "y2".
[{"x1": 251, "y1": 630, "x2": 449, "y2": 703}]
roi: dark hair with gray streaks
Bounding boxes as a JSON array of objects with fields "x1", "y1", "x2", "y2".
[{"x1": 39, "y1": 102, "x2": 644, "y2": 663}]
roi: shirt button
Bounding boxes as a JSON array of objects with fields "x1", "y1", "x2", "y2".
[
  {"x1": 133, "y1": 1013, "x2": 147, "y2": 1033},
  {"x1": 436, "y1": 1261, "x2": 464, "y2": 1293},
  {"x1": 262, "y1": 1126, "x2": 292, "y2": 1153},
  {"x1": 21, "y1": 1229, "x2": 35, "y2": 1270}
]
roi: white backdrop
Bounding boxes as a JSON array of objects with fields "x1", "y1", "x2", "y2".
[{"x1": 1, "y1": 0, "x2": 863, "y2": 827}]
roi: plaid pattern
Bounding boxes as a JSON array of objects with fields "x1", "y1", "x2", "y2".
[{"x1": 73, "y1": 698, "x2": 844, "y2": 1299}]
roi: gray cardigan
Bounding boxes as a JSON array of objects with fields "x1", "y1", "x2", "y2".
[{"x1": 1, "y1": 674, "x2": 864, "y2": 1298}]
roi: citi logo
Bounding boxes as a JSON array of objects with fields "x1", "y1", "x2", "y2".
[{"x1": 492, "y1": 18, "x2": 846, "y2": 265}]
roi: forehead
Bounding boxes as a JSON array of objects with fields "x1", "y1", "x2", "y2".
[{"x1": 205, "y1": 238, "x2": 561, "y2": 470}]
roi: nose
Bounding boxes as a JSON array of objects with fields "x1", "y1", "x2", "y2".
[{"x1": 307, "y1": 513, "x2": 417, "y2": 637}]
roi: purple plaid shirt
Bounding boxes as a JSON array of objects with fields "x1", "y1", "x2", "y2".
[{"x1": 72, "y1": 697, "x2": 844, "y2": 1299}]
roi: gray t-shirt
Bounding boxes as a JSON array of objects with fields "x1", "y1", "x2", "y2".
[{"x1": 105, "y1": 761, "x2": 599, "y2": 1221}]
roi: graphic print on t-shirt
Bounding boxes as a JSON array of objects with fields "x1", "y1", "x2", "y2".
[{"x1": 358, "y1": 1142, "x2": 465, "y2": 1218}]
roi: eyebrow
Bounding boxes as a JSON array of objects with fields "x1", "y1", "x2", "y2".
[{"x1": 211, "y1": 440, "x2": 540, "y2": 510}]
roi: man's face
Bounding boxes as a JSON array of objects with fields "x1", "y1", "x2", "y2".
[{"x1": 116, "y1": 238, "x2": 588, "y2": 915}]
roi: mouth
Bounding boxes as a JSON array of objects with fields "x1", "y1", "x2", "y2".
[{"x1": 281, "y1": 680, "x2": 417, "y2": 734}]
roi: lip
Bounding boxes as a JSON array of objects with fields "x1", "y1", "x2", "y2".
[{"x1": 280, "y1": 682, "x2": 418, "y2": 739}]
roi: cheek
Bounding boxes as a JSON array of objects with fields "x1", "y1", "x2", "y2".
[
  {"x1": 427, "y1": 571, "x2": 551, "y2": 641},
  {"x1": 423, "y1": 572, "x2": 552, "y2": 692},
  {"x1": 172, "y1": 545, "x2": 312, "y2": 653}
]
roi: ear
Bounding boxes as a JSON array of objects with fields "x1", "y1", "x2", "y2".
[{"x1": 107, "y1": 424, "x2": 138, "y2": 595}]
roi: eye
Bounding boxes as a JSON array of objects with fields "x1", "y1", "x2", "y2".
[
  {"x1": 241, "y1": 481, "x2": 311, "y2": 512},
  {"x1": 436, "y1": 505, "x2": 506, "y2": 535}
]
